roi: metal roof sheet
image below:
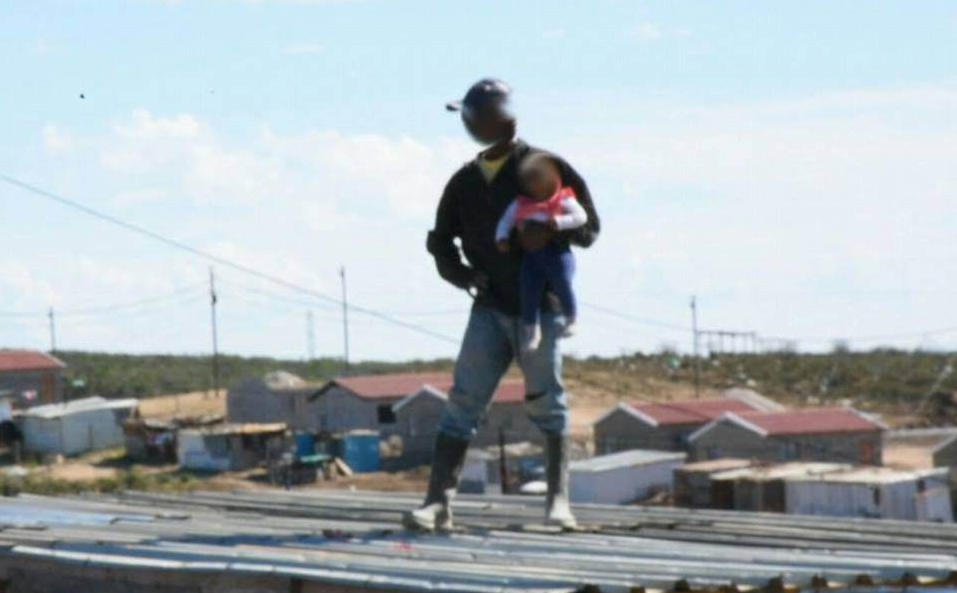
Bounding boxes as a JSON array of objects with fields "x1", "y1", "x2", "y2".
[
  {"x1": 1, "y1": 489, "x2": 956, "y2": 593},
  {"x1": 0, "y1": 349, "x2": 65, "y2": 373},
  {"x1": 180, "y1": 422, "x2": 287, "y2": 435},
  {"x1": 18, "y1": 396, "x2": 138, "y2": 419},
  {"x1": 570, "y1": 449, "x2": 686, "y2": 472},
  {"x1": 734, "y1": 407, "x2": 885, "y2": 436},
  {"x1": 628, "y1": 398, "x2": 760, "y2": 426}
]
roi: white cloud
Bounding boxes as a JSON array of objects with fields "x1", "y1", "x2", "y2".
[
  {"x1": 558, "y1": 83, "x2": 957, "y2": 347},
  {"x1": 113, "y1": 109, "x2": 203, "y2": 140},
  {"x1": 42, "y1": 124, "x2": 72, "y2": 152},
  {"x1": 631, "y1": 23, "x2": 663, "y2": 42},
  {"x1": 542, "y1": 28, "x2": 566, "y2": 40},
  {"x1": 12, "y1": 110, "x2": 473, "y2": 358},
  {"x1": 15, "y1": 83, "x2": 957, "y2": 359}
]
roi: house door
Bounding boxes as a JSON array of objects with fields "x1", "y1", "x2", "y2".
[
  {"x1": 711, "y1": 480, "x2": 735, "y2": 509},
  {"x1": 40, "y1": 373, "x2": 55, "y2": 404},
  {"x1": 763, "y1": 480, "x2": 785, "y2": 512}
]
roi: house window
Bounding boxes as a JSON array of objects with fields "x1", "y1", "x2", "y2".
[{"x1": 377, "y1": 404, "x2": 396, "y2": 425}]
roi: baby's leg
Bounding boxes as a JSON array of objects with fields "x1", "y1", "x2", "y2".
[
  {"x1": 520, "y1": 251, "x2": 548, "y2": 351},
  {"x1": 543, "y1": 246, "x2": 577, "y2": 322},
  {"x1": 520, "y1": 252, "x2": 548, "y2": 325}
]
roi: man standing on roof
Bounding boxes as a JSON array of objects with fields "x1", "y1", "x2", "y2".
[{"x1": 403, "y1": 79, "x2": 600, "y2": 531}]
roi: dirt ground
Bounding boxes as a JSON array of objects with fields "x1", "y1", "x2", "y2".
[{"x1": 138, "y1": 389, "x2": 226, "y2": 419}]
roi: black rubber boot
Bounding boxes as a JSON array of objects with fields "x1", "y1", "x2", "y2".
[
  {"x1": 402, "y1": 432, "x2": 470, "y2": 532},
  {"x1": 544, "y1": 433, "x2": 577, "y2": 529}
]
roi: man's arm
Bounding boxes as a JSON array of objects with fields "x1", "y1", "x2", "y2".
[
  {"x1": 556, "y1": 159, "x2": 600, "y2": 247},
  {"x1": 426, "y1": 178, "x2": 476, "y2": 290}
]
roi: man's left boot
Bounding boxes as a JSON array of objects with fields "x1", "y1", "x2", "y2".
[{"x1": 544, "y1": 433, "x2": 578, "y2": 529}]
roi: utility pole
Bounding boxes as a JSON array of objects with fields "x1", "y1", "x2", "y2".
[
  {"x1": 209, "y1": 268, "x2": 220, "y2": 401},
  {"x1": 690, "y1": 296, "x2": 700, "y2": 398},
  {"x1": 306, "y1": 310, "x2": 316, "y2": 361},
  {"x1": 340, "y1": 266, "x2": 350, "y2": 375},
  {"x1": 48, "y1": 307, "x2": 57, "y2": 353}
]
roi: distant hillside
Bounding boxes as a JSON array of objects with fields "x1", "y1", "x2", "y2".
[
  {"x1": 55, "y1": 350, "x2": 452, "y2": 400},
  {"x1": 56, "y1": 349, "x2": 955, "y2": 422},
  {"x1": 564, "y1": 349, "x2": 957, "y2": 424}
]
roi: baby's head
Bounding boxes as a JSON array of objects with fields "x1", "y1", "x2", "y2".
[{"x1": 518, "y1": 153, "x2": 561, "y2": 201}]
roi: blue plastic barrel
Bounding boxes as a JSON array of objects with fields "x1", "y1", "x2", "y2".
[
  {"x1": 294, "y1": 433, "x2": 316, "y2": 458},
  {"x1": 337, "y1": 431, "x2": 380, "y2": 473}
]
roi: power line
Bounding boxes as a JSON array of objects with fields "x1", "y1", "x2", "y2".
[
  {"x1": 579, "y1": 300, "x2": 690, "y2": 332},
  {"x1": 0, "y1": 282, "x2": 206, "y2": 318},
  {"x1": 0, "y1": 172, "x2": 458, "y2": 345}
]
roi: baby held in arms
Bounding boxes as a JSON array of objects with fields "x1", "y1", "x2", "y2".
[{"x1": 495, "y1": 153, "x2": 588, "y2": 352}]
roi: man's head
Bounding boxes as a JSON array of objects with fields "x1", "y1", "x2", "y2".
[
  {"x1": 519, "y1": 153, "x2": 561, "y2": 201},
  {"x1": 446, "y1": 78, "x2": 516, "y2": 146}
]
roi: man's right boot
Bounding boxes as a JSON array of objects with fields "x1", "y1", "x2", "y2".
[{"x1": 402, "y1": 432, "x2": 470, "y2": 532}]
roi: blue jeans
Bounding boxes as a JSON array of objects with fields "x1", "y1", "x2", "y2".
[
  {"x1": 437, "y1": 305, "x2": 569, "y2": 439},
  {"x1": 520, "y1": 242, "x2": 576, "y2": 327}
]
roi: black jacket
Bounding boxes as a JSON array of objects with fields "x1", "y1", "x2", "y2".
[{"x1": 426, "y1": 140, "x2": 600, "y2": 316}]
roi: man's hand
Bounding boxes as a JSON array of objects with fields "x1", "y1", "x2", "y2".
[
  {"x1": 469, "y1": 271, "x2": 489, "y2": 294},
  {"x1": 495, "y1": 239, "x2": 510, "y2": 253}
]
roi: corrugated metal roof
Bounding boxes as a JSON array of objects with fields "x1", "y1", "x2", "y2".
[
  {"x1": 733, "y1": 407, "x2": 885, "y2": 436},
  {"x1": 709, "y1": 461, "x2": 949, "y2": 486},
  {"x1": 1, "y1": 489, "x2": 956, "y2": 592},
  {"x1": 0, "y1": 349, "x2": 65, "y2": 373},
  {"x1": 330, "y1": 372, "x2": 455, "y2": 400},
  {"x1": 180, "y1": 422, "x2": 287, "y2": 435},
  {"x1": 18, "y1": 396, "x2": 138, "y2": 419},
  {"x1": 711, "y1": 462, "x2": 854, "y2": 482},
  {"x1": 629, "y1": 398, "x2": 760, "y2": 426},
  {"x1": 570, "y1": 449, "x2": 686, "y2": 473},
  {"x1": 676, "y1": 458, "x2": 755, "y2": 473},
  {"x1": 335, "y1": 373, "x2": 526, "y2": 405}
]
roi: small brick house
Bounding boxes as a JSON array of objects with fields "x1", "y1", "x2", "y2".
[
  {"x1": 593, "y1": 397, "x2": 763, "y2": 455},
  {"x1": 309, "y1": 372, "x2": 455, "y2": 435},
  {"x1": 391, "y1": 379, "x2": 537, "y2": 468},
  {"x1": 688, "y1": 407, "x2": 886, "y2": 464},
  {"x1": 227, "y1": 371, "x2": 323, "y2": 431},
  {"x1": 0, "y1": 349, "x2": 66, "y2": 408}
]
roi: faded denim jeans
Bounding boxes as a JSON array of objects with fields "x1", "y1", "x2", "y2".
[{"x1": 437, "y1": 304, "x2": 568, "y2": 440}]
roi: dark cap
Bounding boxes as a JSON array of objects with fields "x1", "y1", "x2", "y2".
[{"x1": 446, "y1": 78, "x2": 512, "y2": 121}]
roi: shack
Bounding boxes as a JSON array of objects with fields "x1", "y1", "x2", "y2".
[
  {"x1": 709, "y1": 462, "x2": 846, "y2": 512},
  {"x1": 123, "y1": 414, "x2": 223, "y2": 463},
  {"x1": 785, "y1": 466, "x2": 952, "y2": 522},
  {"x1": 708, "y1": 462, "x2": 952, "y2": 521},
  {"x1": 16, "y1": 396, "x2": 138, "y2": 456},
  {"x1": 570, "y1": 449, "x2": 686, "y2": 505},
  {"x1": 177, "y1": 423, "x2": 287, "y2": 472},
  {"x1": 673, "y1": 458, "x2": 756, "y2": 507}
]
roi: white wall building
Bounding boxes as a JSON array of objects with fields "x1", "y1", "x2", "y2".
[
  {"x1": 709, "y1": 462, "x2": 952, "y2": 521},
  {"x1": 16, "y1": 396, "x2": 138, "y2": 456},
  {"x1": 570, "y1": 449, "x2": 686, "y2": 505}
]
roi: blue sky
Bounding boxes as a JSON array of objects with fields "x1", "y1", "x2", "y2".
[{"x1": 2, "y1": 1, "x2": 956, "y2": 361}]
